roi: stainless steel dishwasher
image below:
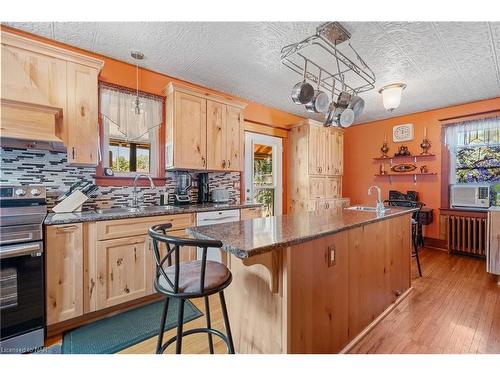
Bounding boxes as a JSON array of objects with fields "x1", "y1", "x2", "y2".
[{"x1": 196, "y1": 209, "x2": 240, "y2": 262}]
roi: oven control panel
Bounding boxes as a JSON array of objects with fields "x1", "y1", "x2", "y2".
[{"x1": 0, "y1": 185, "x2": 46, "y2": 200}]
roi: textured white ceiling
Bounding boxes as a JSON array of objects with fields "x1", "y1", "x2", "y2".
[{"x1": 3, "y1": 22, "x2": 500, "y2": 124}]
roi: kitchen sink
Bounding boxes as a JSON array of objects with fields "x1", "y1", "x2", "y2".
[{"x1": 346, "y1": 205, "x2": 390, "y2": 212}]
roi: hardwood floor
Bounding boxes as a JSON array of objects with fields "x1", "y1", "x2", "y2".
[
  {"x1": 348, "y1": 248, "x2": 500, "y2": 354},
  {"x1": 48, "y1": 248, "x2": 500, "y2": 354}
]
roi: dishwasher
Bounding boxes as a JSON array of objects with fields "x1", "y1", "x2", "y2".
[{"x1": 196, "y1": 209, "x2": 240, "y2": 262}]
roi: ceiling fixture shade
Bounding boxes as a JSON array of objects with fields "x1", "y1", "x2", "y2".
[{"x1": 378, "y1": 83, "x2": 407, "y2": 111}]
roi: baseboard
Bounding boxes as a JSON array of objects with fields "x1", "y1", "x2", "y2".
[
  {"x1": 423, "y1": 237, "x2": 447, "y2": 250},
  {"x1": 339, "y1": 287, "x2": 413, "y2": 354}
]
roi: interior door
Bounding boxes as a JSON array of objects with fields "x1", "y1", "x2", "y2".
[{"x1": 244, "y1": 132, "x2": 283, "y2": 216}]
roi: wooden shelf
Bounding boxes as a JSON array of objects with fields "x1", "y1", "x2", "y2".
[
  {"x1": 373, "y1": 154, "x2": 435, "y2": 161},
  {"x1": 374, "y1": 172, "x2": 437, "y2": 184}
]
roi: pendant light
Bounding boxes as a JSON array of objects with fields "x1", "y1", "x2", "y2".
[
  {"x1": 378, "y1": 83, "x2": 406, "y2": 112},
  {"x1": 131, "y1": 50, "x2": 144, "y2": 115}
]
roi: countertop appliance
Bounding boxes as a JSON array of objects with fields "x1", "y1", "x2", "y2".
[
  {"x1": 450, "y1": 184, "x2": 490, "y2": 209},
  {"x1": 0, "y1": 185, "x2": 46, "y2": 353},
  {"x1": 174, "y1": 172, "x2": 192, "y2": 205},
  {"x1": 210, "y1": 189, "x2": 230, "y2": 203},
  {"x1": 196, "y1": 209, "x2": 240, "y2": 262},
  {"x1": 197, "y1": 173, "x2": 210, "y2": 204}
]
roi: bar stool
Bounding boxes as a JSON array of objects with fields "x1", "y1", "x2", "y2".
[
  {"x1": 148, "y1": 223, "x2": 235, "y2": 354},
  {"x1": 411, "y1": 203, "x2": 423, "y2": 277}
]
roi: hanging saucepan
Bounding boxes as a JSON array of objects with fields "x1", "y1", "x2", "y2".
[
  {"x1": 336, "y1": 91, "x2": 352, "y2": 109},
  {"x1": 338, "y1": 108, "x2": 355, "y2": 127},
  {"x1": 291, "y1": 60, "x2": 315, "y2": 105},
  {"x1": 324, "y1": 80, "x2": 338, "y2": 127},
  {"x1": 305, "y1": 71, "x2": 330, "y2": 114},
  {"x1": 348, "y1": 95, "x2": 365, "y2": 118}
]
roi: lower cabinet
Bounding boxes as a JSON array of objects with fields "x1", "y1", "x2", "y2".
[
  {"x1": 45, "y1": 224, "x2": 84, "y2": 325},
  {"x1": 240, "y1": 207, "x2": 263, "y2": 220},
  {"x1": 93, "y1": 235, "x2": 154, "y2": 311}
]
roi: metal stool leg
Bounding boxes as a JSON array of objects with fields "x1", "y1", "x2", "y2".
[
  {"x1": 175, "y1": 299, "x2": 185, "y2": 354},
  {"x1": 156, "y1": 297, "x2": 170, "y2": 354},
  {"x1": 219, "y1": 291, "x2": 234, "y2": 354},
  {"x1": 204, "y1": 296, "x2": 214, "y2": 354},
  {"x1": 413, "y1": 232, "x2": 423, "y2": 277}
]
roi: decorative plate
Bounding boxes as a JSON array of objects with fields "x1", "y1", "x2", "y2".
[
  {"x1": 393, "y1": 123, "x2": 414, "y2": 142},
  {"x1": 391, "y1": 163, "x2": 417, "y2": 173}
]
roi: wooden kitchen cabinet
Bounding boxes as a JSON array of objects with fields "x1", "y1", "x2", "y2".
[
  {"x1": 45, "y1": 224, "x2": 84, "y2": 325},
  {"x1": 165, "y1": 82, "x2": 247, "y2": 171},
  {"x1": 0, "y1": 31, "x2": 103, "y2": 166},
  {"x1": 94, "y1": 235, "x2": 153, "y2": 310},
  {"x1": 241, "y1": 207, "x2": 263, "y2": 220},
  {"x1": 66, "y1": 62, "x2": 99, "y2": 165},
  {"x1": 288, "y1": 119, "x2": 347, "y2": 214}
]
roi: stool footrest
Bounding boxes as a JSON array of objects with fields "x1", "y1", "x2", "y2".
[{"x1": 159, "y1": 327, "x2": 233, "y2": 354}]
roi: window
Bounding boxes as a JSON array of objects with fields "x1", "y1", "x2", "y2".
[
  {"x1": 99, "y1": 84, "x2": 163, "y2": 177},
  {"x1": 445, "y1": 117, "x2": 500, "y2": 184}
]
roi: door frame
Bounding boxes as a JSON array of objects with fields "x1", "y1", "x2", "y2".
[{"x1": 244, "y1": 132, "x2": 283, "y2": 216}]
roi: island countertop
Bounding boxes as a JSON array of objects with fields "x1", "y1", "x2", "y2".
[{"x1": 187, "y1": 206, "x2": 417, "y2": 259}]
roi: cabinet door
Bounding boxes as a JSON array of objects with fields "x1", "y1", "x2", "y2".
[
  {"x1": 45, "y1": 224, "x2": 83, "y2": 325},
  {"x1": 309, "y1": 177, "x2": 326, "y2": 199},
  {"x1": 206, "y1": 100, "x2": 226, "y2": 170},
  {"x1": 334, "y1": 130, "x2": 344, "y2": 175},
  {"x1": 1, "y1": 44, "x2": 67, "y2": 109},
  {"x1": 325, "y1": 177, "x2": 341, "y2": 198},
  {"x1": 226, "y1": 106, "x2": 244, "y2": 171},
  {"x1": 288, "y1": 231, "x2": 349, "y2": 353},
  {"x1": 66, "y1": 62, "x2": 99, "y2": 165},
  {"x1": 95, "y1": 235, "x2": 153, "y2": 310},
  {"x1": 487, "y1": 211, "x2": 500, "y2": 275},
  {"x1": 308, "y1": 126, "x2": 322, "y2": 175},
  {"x1": 174, "y1": 92, "x2": 207, "y2": 169}
]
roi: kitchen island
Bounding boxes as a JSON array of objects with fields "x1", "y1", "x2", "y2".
[{"x1": 187, "y1": 206, "x2": 417, "y2": 353}]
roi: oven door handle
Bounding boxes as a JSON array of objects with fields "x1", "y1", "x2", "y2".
[{"x1": 0, "y1": 242, "x2": 43, "y2": 259}]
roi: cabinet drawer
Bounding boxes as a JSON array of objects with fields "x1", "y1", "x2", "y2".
[
  {"x1": 97, "y1": 213, "x2": 195, "y2": 240},
  {"x1": 241, "y1": 207, "x2": 263, "y2": 220},
  {"x1": 309, "y1": 177, "x2": 326, "y2": 199}
]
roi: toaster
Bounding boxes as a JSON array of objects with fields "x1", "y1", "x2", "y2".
[{"x1": 210, "y1": 189, "x2": 230, "y2": 203}]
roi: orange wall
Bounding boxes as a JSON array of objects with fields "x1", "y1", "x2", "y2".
[
  {"x1": 1, "y1": 25, "x2": 303, "y2": 128},
  {"x1": 343, "y1": 97, "x2": 500, "y2": 240}
]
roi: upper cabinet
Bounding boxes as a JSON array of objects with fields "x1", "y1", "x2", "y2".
[
  {"x1": 0, "y1": 31, "x2": 104, "y2": 166},
  {"x1": 165, "y1": 82, "x2": 247, "y2": 172}
]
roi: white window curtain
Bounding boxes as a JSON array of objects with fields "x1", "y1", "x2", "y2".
[
  {"x1": 444, "y1": 116, "x2": 500, "y2": 184},
  {"x1": 100, "y1": 86, "x2": 162, "y2": 141}
]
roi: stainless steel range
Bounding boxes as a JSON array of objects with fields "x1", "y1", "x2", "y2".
[{"x1": 0, "y1": 185, "x2": 46, "y2": 354}]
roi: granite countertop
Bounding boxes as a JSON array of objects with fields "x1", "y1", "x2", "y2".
[
  {"x1": 187, "y1": 207, "x2": 418, "y2": 259},
  {"x1": 44, "y1": 202, "x2": 262, "y2": 225}
]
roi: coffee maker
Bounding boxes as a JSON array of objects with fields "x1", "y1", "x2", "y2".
[
  {"x1": 197, "y1": 173, "x2": 210, "y2": 203},
  {"x1": 173, "y1": 172, "x2": 192, "y2": 205}
]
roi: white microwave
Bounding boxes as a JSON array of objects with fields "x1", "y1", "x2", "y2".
[{"x1": 450, "y1": 184, "x2": 490, "y2": 209}]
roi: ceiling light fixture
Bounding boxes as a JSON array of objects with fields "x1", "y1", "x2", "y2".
[
  {"x1": 378, "y1": 83, "x2": 407, "y2": 112},
  {"x1": 131, "y1": 50, "x2": 144, "y2": 115}
]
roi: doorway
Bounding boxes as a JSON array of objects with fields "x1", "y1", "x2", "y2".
[{"x1": 244, "y1": 132, "x2": 283, "y2": 216}]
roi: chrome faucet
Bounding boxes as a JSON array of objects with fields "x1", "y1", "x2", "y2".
[
  {"x1": 132, "y1": 174, "x2": 156, "y2": 208},
  {"x1": 368, "y1": 185, "x2": 385, "y2": 213}
]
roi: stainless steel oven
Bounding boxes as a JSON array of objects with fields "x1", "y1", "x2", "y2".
[{"x1": 0, "y1": 185, "x2": 46, "y2": 354}]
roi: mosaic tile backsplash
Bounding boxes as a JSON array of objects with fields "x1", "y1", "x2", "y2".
[{"x1": 0, "y1": 147, "x2": 241, "y2": 210}]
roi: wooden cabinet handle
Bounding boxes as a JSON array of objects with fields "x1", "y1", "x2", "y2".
[
  {"x1": 222, "y1": 160, "x2": 226, "y2": 168},
  {"x1": 56, "y1": 225, "x2": 79, "y2": 233},
  {"x1": 228, "y1": 160, "x2": 231, "y2": 169},
  {"x1": 201, "y1": 156, "x2": 206, "y2": 167},
  {"x1": 72, "y1": 147, "x2": 76, "y2": 160}
]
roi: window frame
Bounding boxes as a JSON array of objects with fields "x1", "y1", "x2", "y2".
[{"x1": 95, "y1": 82, "x2": 166, "y2": 187}]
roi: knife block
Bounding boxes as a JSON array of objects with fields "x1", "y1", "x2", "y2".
[{"x1": 52, "y1": 190, "x2": 88, "y2": 213}]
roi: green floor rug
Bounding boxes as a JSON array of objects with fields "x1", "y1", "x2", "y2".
[{"x1": 62, "y1": 299, "x2": 203, "y2": 354}]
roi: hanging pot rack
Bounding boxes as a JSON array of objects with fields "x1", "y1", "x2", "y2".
[{"x1": 280, "y1": 22, "x2": 376, "y2": 98}]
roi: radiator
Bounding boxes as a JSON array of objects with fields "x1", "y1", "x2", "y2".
[{"x1": 448, "y1": 215, "x2": 487, "y2": 257}]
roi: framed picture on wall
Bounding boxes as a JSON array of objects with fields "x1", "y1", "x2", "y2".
[{"x1": 393, "y1": 123, "x2": 414, "y2": 142}]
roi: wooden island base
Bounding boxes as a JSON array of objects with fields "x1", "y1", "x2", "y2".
[{"x1": 224, "y1": 213, "x2": 412, "y2": 354}]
